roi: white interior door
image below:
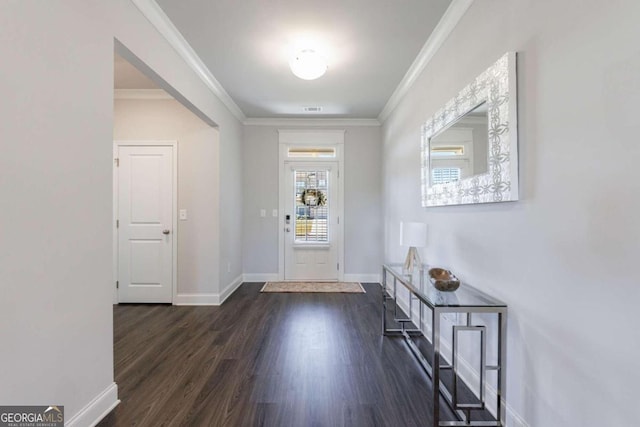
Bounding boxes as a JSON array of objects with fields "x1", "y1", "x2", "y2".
[
  {"x1": 116, "y1": 145, "x2": 174, "y2": 303},
  {"x1": 284, "y1": 162, "x2": 339, "y2": 281}
]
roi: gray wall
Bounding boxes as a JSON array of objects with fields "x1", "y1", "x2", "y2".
[
  {"x1": 470, "y1": 122, "x2": 488, "y2": 175},
  {"x1": 243, "y1": 125, "x2": 383, "y2": 278},
  {"x1": 382, "y1": 1, "x2": 640, "y2": 426},
  {"x1": 0, "y1": 0, "x2": 243, "y2": 422},
  {"x1": 242, "y1": 126, "x2": 280, "y2": 275},
  {"x1": 219, "y1": 119, "x2": 244, "y2": 289},
  {"x1": 114, "y1": 98, "x2": 220, "y2": 297}
]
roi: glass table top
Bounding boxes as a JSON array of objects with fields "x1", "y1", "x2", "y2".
[{"x1": 383, "y1": 263, "x2": 507, "y2": 308}]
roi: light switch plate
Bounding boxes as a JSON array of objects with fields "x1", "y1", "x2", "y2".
[
  {"x1": 272, "y1": 209, "x2": 278, "y2": 217},
  {"x1": 179, "y1": 209, "x2": 187, "y2": 220},
  {"x1": 260, "y1": 209, "x2": 266, "y2": 217}
]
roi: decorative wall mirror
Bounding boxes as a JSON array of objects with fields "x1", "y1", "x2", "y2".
[{"x1": 421, "y1": 52, "x2": 518, "y2": 207}]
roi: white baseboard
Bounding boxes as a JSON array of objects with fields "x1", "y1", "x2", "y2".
[
  {"x1": 173, "y1": 275, "x2": 243, "y2": 306},
  {"x1": 394, "y1": 294, "x2": 529, "y2": 427},
  {"x1": 66, "y1": 382, "x2": 119, "y2": 427},
  {"x1": 504, "y1": 404, "x2": 530, "y2": 427},
  {"x1": 344, "y1": 273, "x2": 380, "y2": 283},
  {"x1": 243, "y1": 273, "x2": 279, "y2": 282},
  {"x1": 174, "y1": 293, "x2": 219, "y2": 306},
  {"x1": 219, "y1": 275, "x2": 243, "y2": 304}
]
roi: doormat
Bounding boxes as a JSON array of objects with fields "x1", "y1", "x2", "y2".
[{"x1": 260, "y1": 282, "x2": 365, "y2": 293}]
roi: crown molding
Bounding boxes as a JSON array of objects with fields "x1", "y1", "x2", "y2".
[
  {"x1": 243, "y1": 118, "x2": 380, "y2": 127},
  {"x1": 114, "y1": 89, "x2": 173, "y2": 100},
  {"x1": 131, "y1": 0, "x2": 246, "y2": 122},
  {"x1": 378, "y1": 0, "x2": 474, "y2": 123}
]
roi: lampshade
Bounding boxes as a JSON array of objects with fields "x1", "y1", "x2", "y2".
[
  {"x1": 289, "y1": 49, "x2": 327, "y2": 80},
  {"x1": 400, "y1": 222, "x2": 427, "y2": 247}
]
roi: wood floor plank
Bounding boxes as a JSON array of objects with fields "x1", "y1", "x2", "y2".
[{"x1": 99, "y1": 283, "x2": 459, "y2": 426}]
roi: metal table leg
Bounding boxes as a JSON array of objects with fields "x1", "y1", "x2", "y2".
[
  {"x1": 432, "y1": 308, "x2": 440, "y2": 427},
  {"x1": 497, "y1": 309, "x2": 507, "y2": 426}
]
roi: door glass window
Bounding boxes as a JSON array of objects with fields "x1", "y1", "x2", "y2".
[{"x1": 294, "y1": 170, "x2": 329, "y2": 242}]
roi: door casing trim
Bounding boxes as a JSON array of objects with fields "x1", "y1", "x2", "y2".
[
  {"x1": 278, "y1": 130, "x2": 345, "y2": 281},
  {"x1": 113, "y1": 140, "x2": 178, "y2": 304}
]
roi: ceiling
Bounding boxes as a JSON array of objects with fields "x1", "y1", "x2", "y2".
[{"x1": 149, "y1": 0, "x2": 453, "y2": 119}]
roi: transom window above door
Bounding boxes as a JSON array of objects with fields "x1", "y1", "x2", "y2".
[{"x1": 287, "y1": 147, "x2": 336, "y2": 158}]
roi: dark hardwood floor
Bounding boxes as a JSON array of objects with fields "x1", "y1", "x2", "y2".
[{"x1": 98, "y1": 283, "x2": 456, "y2": 426}]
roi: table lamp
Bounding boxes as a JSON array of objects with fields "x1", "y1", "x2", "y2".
[{"x1": 400, "y1": 222, "x2": 427, "y2": 273}]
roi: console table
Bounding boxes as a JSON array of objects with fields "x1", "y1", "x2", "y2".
[{"x1": 381, "y1": 264, "x2": 507, "y2": 427}]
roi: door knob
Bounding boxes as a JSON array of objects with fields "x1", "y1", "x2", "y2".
[
  {"x1": 285, "y1": 227, "x2": 290, "y2": 232},
  {"x1": 162, "y1": 229, "x2": 170, "y2": 235}
]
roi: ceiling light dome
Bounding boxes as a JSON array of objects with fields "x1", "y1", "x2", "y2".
[{"x1": 289, "y1": 49, "x2": 327, "y2": 80}]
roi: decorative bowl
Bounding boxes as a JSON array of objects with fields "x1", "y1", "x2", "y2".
[{"x1": 428, "y1": 268, "x2": 460, "y2": 292}]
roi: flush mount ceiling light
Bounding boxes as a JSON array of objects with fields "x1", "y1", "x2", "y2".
[{"x1": 289, "y1": 49, "x2": 327, "y2": 80}]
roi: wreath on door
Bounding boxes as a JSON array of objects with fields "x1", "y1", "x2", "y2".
[{"x1": 301, "y1": 189, "x2": 326, "y2": 206}]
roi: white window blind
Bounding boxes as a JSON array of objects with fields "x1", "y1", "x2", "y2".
[{"x1": 432, "y1": 167, "x2": 461, "y2": 184}]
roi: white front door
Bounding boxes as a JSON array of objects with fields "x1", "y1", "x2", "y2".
[
  {"x1": 116, "y1": 145, "x2": 174, "y2": 303},
  {"x1": 284, "y1": 162, "x2": 339, "y2": 281}
]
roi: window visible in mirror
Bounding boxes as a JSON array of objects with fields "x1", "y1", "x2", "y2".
[
  {"x1": 431, "y1": 146, "x2": 464, "y2": 157},
  {"x1": 432, "y1": 167, "x2": 461, "y2": 184},
  {"x1": 429, "y1": 102, "x2": 488, "y2": 183}
]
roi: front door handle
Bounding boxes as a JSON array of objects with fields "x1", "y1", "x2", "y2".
[{"x1": 162, "y1": 229, "x2": 170, "y2": 235}]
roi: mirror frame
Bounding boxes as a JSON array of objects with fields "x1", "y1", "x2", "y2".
[{"x1": 421, "y1": 52, "x2": 518, "y2": 207}]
